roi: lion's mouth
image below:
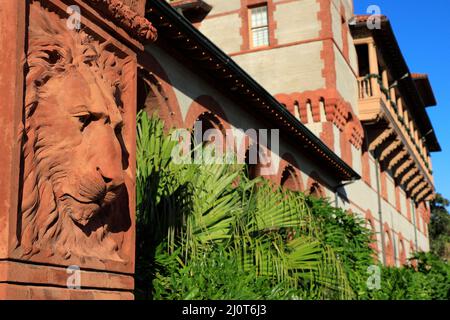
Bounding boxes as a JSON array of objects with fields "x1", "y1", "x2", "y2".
[
  {"x1": 59, "y1": 187, "x2": 122, "y2": 227},
  {"x1": 59, "y1": 194, "x2": 102, "y2": 226}
]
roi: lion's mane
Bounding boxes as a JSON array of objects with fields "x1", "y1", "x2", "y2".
[{"x1": 19, "y1": 1, "x2": 128, "y2": 260}]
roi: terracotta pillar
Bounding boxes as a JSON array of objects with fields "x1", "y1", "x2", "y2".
[
  {"x1": 368, "y1": 41, "x2": 380, "y2": 96},
  {"x1": 404, "y1": 109, "x2": 410, "y2": 131},
  {"x1": 0, "y1": 0, "x2": 156, "y2": 300},
  {"x1": 381, "y1": 69, "x2": 389, "y2": 95},
  {"x1": 390, "y1": 86, "x2": 397, "y2": 110},
  {"x1": 397, "y1": 98, "x2": 404, "y2": 118}
]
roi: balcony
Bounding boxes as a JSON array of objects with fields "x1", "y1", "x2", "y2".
[{"x1": 357, "y1": 74, "x2": 434, "y2": 202}]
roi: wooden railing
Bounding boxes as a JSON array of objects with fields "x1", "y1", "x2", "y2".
[{"x1": 358, "y1": 77, "x2": 373, "y2": 99}]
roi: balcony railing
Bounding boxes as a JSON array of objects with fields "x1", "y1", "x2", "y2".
[{"x1": 358, "y1": 77, "x2": 373, "y2": 99}]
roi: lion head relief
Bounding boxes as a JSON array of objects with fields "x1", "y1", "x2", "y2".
[{"x1": 18, "y1": 1, "x2": 132, "y2": 262}]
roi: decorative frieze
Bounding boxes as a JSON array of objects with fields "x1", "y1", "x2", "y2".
[
  {"x1": 86, "y1": 0, "x2": 157, "y2": 42},
  {"x1": 275, "y1": 89, "x2": 364, "y2": 150}
]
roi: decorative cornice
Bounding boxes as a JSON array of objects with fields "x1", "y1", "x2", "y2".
[
  {"x1": 417, "y1": 187, "x2": 432, "y2": 203},
  {"x1": 275, "y1": 89, "x2": 364, "y2": 149},
  {"x1": 406, "y1": 175, "x2": 423, "y2": 193},
  {"x1": 369, "y1": 127, "x2": 394, "y2": 152},
  {"x1": 379, "y1": 139, "x2": 401, "y2": 162},
  {"x1": 399, "y1": 165, "x2": 418, "y2": 185},
  {"x1": 388, "y1": 149, "x2": 407, "y2": 171},
  {"x1": 411, "y1": 181, "x2": 427, "y2": 198},
  {"x1": 86, "y1": 0, "x2": 157, "y2": 42}
]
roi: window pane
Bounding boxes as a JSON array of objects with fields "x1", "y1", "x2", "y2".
[
  {"x1": 251, "y1": 6, "x2": 268, "y2": 28},
  {"x1": 252, "y1": 27, "x2": 269, "y2": 47}
]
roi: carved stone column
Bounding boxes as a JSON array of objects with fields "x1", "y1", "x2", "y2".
[{"x1": 0, "y1": 0, "x2": 155, "y2": 300}]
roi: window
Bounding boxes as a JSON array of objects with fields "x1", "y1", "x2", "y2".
[{"x1": 250, "y1": 5, "x2": 269, "y2": 48}]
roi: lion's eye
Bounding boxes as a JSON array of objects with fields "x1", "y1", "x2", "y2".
[{"x1": 77, "y1": 114, "x2": 93, "y2": 130}]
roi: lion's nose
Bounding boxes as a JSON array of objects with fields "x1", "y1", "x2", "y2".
[
  {"x1": 90, "y1": 123, "x2": 125, "y2": 190},
  {"x1": 97, "y1": 166, "x2": 124, "y2": 190}
]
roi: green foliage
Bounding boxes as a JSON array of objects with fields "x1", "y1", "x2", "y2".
[
  {"x1": 152, "y1": 244, "x2": 298, "y2": 300},
  {"x1": 135, "y1": 111, "x2": 352, "y2": 300},
  {"x1": 412, "y1": 252, "x2": 450, "y2": 300},
  {"x1": 429, "y1": 194, "x2": 450, "y2": 260},
  {"x1": 363, "y1": 252, "x2": 450, "y2": 300},
  {"x1": 304, "y1": 197, "x2": 376, "y2": 298},
  {"x1": 135, "y1": 111, "x2": 450, "y2": 300}
]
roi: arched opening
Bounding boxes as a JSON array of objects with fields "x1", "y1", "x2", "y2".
[
  {"x1": 191, "y1": 112, "x2": 226, "y2": 162},
  {"x1": 137, "y1": 71, "x2": 170, "y2": 116},
  {"x1": 195, "y1": 113, "x2": 224, "y2": 145},
  {"x1": 384, "y1": 226, "x2": 394, "y2": 266},
  {"x1": 280, "y1": 165, "x2": 301, "y2": 191},
  {"x1": 365, "y1": 210, "x2": 379, "y2": 262},
  {"x1": 306, "y1": 99, "x2": 313, "y2": 123},
  {"x1": 319, "y1": 98, "x2": 326, "y2": 122},
  {"x1": 294, "y1": 101, "x2": 300, "y2": 120},
  {"x1": 399, "y1": 238, "x2": 406, "y2": 265},
  {"x1": 309, "y1": 182, "x2": 324, "y2": 198},
  {"x1": 307, "y1": 172, "x2": 325, "y2": 198}
]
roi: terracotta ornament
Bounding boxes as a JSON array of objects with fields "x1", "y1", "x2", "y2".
[{"x1": 16, "y1": 1, "x2": 132, "y2": 262}]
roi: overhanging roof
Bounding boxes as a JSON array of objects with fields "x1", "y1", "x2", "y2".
[
  {"x1": 412, "y1": 73, "x2": 437, "y2": 107},
  {"x1": 144, "y1": 0, "x2": 360, "y2": 181},
  {"x1": 351, "y1": 15, "x2": 441, "y2": 152}
]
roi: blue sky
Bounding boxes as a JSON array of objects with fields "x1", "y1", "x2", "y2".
[{"x1": 354, "y1": 0, "x2": 450, "y2": 208}]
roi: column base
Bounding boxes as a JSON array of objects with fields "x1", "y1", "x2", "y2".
[{"x1": 0, "y1": 260, "x2": 134, "y2": 300}]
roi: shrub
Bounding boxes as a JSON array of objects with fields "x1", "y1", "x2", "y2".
[{"x1": 135, "y1": 112, "x2": 450, "y2": 300}]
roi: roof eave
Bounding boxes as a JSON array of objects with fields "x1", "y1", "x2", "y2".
[{"x1": 145, "y1": 0, "x2": 360, "y2": 181}]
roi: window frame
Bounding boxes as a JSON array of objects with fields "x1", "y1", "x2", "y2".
[{"x1": 248, "y1": 4, "x2": 270, "y2": 49}]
